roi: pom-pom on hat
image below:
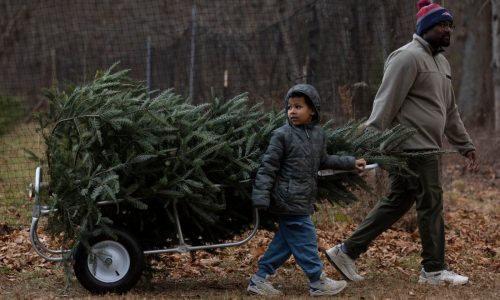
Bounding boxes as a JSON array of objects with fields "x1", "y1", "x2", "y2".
[{"x1": 416, "y1": 0, "x2": 453, "y2": 36}]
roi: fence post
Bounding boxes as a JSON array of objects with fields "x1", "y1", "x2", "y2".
[
  {"x1": 188, "y1": 5, "x2": 197, "y2": 101},
  {"x1": 146, "y1": 35, "x2": 152, "y2": 91}
]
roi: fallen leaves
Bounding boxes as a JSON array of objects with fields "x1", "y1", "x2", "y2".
[
  {"x1": 0, "y1": 174, "x2": 498, "y2": 290},
  {"x1": 0, "y1": 226, "x2": 59, "y2": 272}
]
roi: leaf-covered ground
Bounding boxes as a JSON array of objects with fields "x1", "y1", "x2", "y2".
[{"x1": 1, "y1": 152, "x2": 498, "y2": 299}]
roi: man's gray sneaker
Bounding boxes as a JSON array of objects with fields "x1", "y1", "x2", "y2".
[
  {"x1": 309, "y1": 272, "x2": 347, "y2": 297},
  {"x1": 247, "y1": 274, "x2": 283, "y2": 296},
  {"x1": 324, "y1": 244, "x2": 364, "y2": 281},
  {"x1": 418, "y1": 269, "x2": 468, "y2": 285}
]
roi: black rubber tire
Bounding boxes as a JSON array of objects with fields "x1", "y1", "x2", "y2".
[{"x1": 73, "y1": 227, "x2": 144, "y2": 294}]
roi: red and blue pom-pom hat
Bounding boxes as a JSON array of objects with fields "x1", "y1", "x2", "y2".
[{"x1": 416, "y1": 0, "x2": 453, "y2": 36}]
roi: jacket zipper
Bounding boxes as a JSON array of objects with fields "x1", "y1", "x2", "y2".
[{"x1": 432, "y1": 56, "x2": 440, "y2": 71}]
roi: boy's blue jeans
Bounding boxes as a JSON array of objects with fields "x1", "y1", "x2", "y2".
[{"x1": 256, "y1": 215, "x2": 323, "y2": 283}]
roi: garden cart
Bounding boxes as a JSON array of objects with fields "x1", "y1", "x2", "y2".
[{"x1": 28, "y1": 164, "x2": 377, "y2": 293}]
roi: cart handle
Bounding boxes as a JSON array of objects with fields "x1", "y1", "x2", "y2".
[
  {"x1": 29, "y1": 166, "x2": 69, "y2": 261},
  {"x1": 318, "y1": 163, "x2": 378, "y2": 177}
]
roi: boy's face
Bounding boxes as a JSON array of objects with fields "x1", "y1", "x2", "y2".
[{"x1": 287, "y1": 96, "x2": 315, "y2": 126}]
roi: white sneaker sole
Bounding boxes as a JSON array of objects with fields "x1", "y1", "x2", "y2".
[
  {"x1": 309, "y1": 281, "x2": 347, "y2": 296},
  {"x1": 324, "y1": 249, "x2": 363, "y2": 282},
  {"x1": 247, "y1": 285, "x2": 282, "y2": 296},
  {"x1": 418, "y1": 277, "x2": 468, "y2": 286}
]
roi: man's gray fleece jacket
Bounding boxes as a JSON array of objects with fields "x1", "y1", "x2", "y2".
[
  {"x1": 251, "y1": 84, "x2": 355, "y2": 216},
  {"x1": 366, "y1": 34, "x2": 474, "y2": 155}
]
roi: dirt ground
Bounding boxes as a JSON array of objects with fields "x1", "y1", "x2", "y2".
[
  {"x1": 1, "y1": 269, "x2": 497, "y2": 300},
  {"x1": 1, "y1": 134, "x2": 499, "y2": 299}
]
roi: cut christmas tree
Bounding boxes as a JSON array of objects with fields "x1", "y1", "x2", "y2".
[{"x1": 36, "y1": 64, "x2": 420, "y2": 254}]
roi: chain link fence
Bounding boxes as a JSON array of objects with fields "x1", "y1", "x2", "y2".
[{"x1": 0, "y1": 0, "x2": 415, "y2": 224}]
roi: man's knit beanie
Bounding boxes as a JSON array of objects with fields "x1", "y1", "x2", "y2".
[{"x1": 416, "y1": 0, "x2": 453, "y2": 36}]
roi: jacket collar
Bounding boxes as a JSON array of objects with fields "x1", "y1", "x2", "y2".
[
  {"x1": 413, "y1": 34, "x2": 445, "y2": 56},
  {"x1": 288, "y1": 121, "x2": 317, "y2": 130}
]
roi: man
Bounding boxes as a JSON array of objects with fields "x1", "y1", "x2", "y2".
[{"x1": 324, "y1": 0, "x2": 478, "y2": 286}]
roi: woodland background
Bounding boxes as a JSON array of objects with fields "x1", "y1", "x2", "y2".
[{"x1": 0, "y1": 0, "x2": 497, "y2": 126}]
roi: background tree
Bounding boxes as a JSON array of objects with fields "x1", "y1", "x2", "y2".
[{"x1": 493, "y1": 0, "x2": 500, "y2": 132}]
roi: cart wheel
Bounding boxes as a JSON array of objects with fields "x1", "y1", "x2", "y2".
[{"x1": 74, "y1": 227, "x2": 144, "y2": 294}]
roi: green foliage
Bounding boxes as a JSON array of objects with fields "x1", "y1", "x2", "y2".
[
  {"x1": 0, "y1": 94, "x2": 26, "y2": 136},
  {"x1": 38, "y1": 64, "x2": 285, "y2": 248},
  {"x1": 38, "y1": 64, "x2": 421, "y2": 254},
  {"x1": 319, "y1": 120, "x2": 419, "y2": 205}
]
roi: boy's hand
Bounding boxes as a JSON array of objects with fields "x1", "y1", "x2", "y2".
[
  {"x1": 253, "y1": 205, "x2": 269, "y2": 211},
  {"x1": 355, "y1": 159, "x2": 367, "y2": 172}
]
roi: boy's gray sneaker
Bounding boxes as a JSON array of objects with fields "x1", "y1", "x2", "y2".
[
  {"x1": 324, "y1": 244, "x2": 364, "y2": 281},
  {"x1": 247, "y1": 274, "x2": 283, "y2": 296},
  {"x1": 418, "y1": 269, "x2": 468, "y2": 285},
  {"x1": 309, "y1": 272, "x2": 347, "y2": 296}
]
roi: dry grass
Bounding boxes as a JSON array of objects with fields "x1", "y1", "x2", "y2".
[
  {"x1": 0, "y1": 122, "x2": 44, "y2": 225},
  {"x1": 0, "y1": 261, "x2": 498, "y2": 299}
]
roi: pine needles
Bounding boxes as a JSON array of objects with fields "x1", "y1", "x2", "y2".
[{"x1": 38, "y1": 65, "x2": 420, "y2": 252}]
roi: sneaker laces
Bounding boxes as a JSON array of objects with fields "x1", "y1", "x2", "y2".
[
  {"x1": 249, "y1": 275, "x2": 282, "y2": 295},
  {"x1": 311, "y1": 273, "x2": 333, "y2": 288}
]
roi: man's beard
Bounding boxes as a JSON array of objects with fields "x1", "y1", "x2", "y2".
[{"x1": 440, "y1": 35, "x2": 451, "y2": 47}]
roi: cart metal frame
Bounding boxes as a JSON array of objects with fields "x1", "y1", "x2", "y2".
[{"x1": 29, "y1": 166, "x2": 261, "y2": 261}]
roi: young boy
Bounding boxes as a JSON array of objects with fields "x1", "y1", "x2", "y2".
[{"x1": 248, "y1": 84, "x2": 366, "y2": 296}]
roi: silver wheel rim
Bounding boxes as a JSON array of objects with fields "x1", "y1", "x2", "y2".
[{"x1": 87, "y1": 240, "x2": 131, "y2": 283}]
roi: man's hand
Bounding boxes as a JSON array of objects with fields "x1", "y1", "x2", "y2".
[
  {"x1": 355, "y1": 159, "x2": 367, "y2": 172},
  {"x1": 465, "y1": 150, "x2": 479, "y2": 172},
  {"x1": 253, "y1": 204, "x2": 269, "y2": 211}
]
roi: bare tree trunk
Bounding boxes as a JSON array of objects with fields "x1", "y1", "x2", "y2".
[
  {"x1": 456, "y1": 1, "x2": 491, "y2": 124},
  {"x1": 278, "y1": 2, "x2": 302, "y2": 84},
  {"x1": 493, "y1": 0, "x2": 500, "y2": 131}
]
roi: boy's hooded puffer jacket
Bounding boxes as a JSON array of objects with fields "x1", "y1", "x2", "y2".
[{"x1": 251, "y1": 84, "x2": 355, "y2": 215}]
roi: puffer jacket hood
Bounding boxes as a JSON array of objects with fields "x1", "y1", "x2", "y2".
[
  {"x1": 251, "y1": 84, "x2": 356, "y2": 215},
  {"x1": 285, "y1": 84, "x2": 321, "y2": 122}
]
